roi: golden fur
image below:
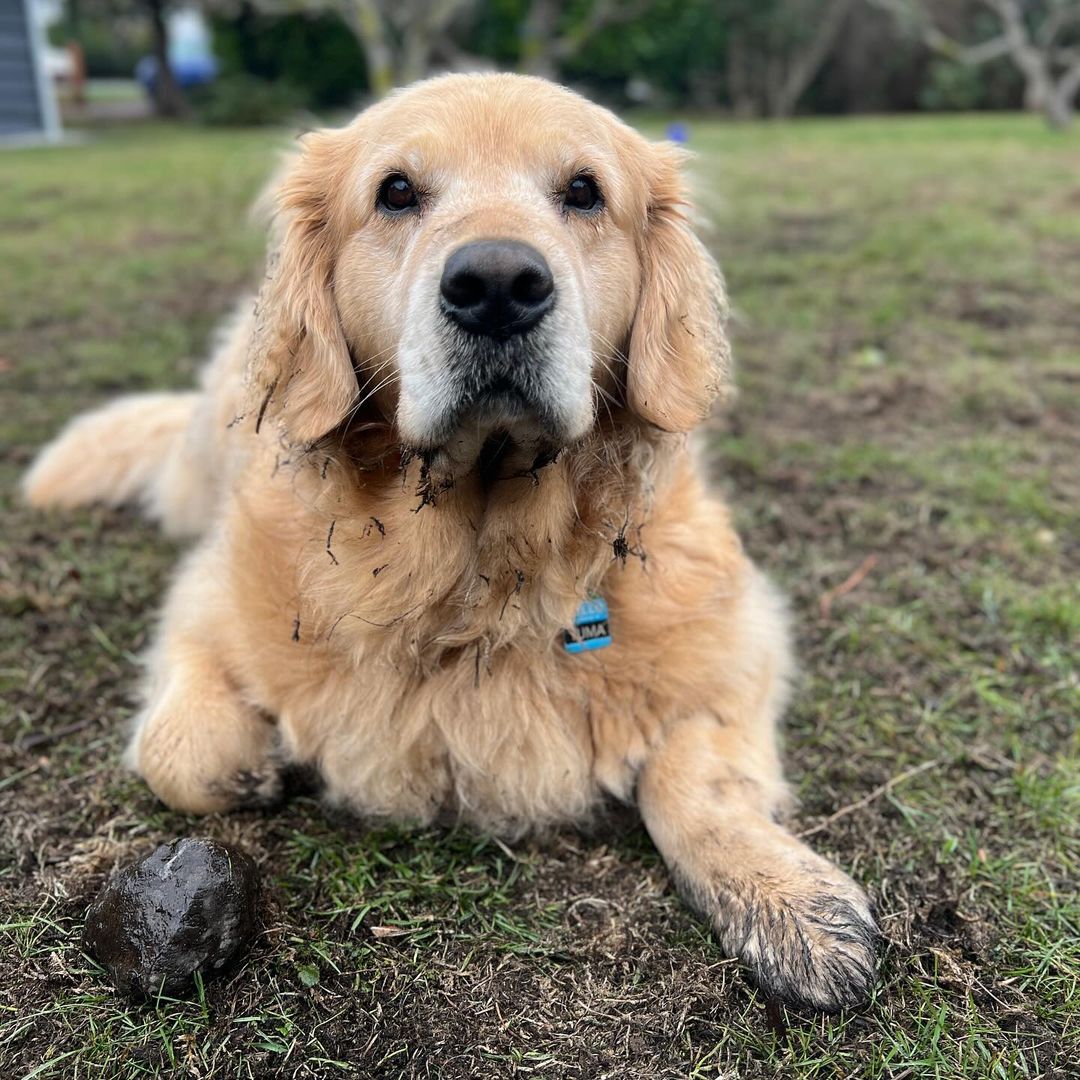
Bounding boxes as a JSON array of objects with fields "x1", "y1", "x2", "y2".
[{"x1": 23, "y1": 74, "x2": 876, "y2": 1010}]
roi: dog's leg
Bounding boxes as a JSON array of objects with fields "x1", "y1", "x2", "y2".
[
  {"x1": 127, "y1": 649, "x2": 282, "y2": 815},
  {"x1": 638, "y1": 714, "x2": 877, "y2": 1011},
  {"x1": 125, "y1": 555, "x2": 282, "y2": 814}
]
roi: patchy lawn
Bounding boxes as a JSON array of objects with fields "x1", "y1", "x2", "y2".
[{"x1": 1, "y1": 114, "x2": 1077, "y2": 1079}]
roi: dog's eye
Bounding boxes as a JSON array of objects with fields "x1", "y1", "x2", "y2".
[
  {"x1": 378, "y1": 175, "x2": 418, "y2": 213},
  {"x1": 563, "y1": 175, "x2": 601, "y2": 213}
]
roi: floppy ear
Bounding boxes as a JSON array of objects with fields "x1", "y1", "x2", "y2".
[
  {"x1": 627, "y1": 146, "x2": 732, "y2": 433},
  {"x1": 246, "y1": 129, "x2": 358, "y2": 446}
]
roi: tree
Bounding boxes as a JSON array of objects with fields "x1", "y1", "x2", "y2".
[
  {"x1": 868, "y1": 0, "x2": 1080, "y2": 127},
  {"x1": 144, "y1": 0, "x2": 187, "y2": 116},
  {"x1": 62, "y1": 0, "x2": 187, "y2": 116},
  {"x1": 518, "y1": 0, "x2": 649, "y2": 81},
  {"x1": 726, "y1": 0, "x2": 858, "y2": 117},
  {"x1": 258, "y1": 0, "x2": 478, "y2": 94}
]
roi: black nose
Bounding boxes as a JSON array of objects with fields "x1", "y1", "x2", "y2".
[{"x1": 440, "y1": 240, "x2": 555, "y2": 339}]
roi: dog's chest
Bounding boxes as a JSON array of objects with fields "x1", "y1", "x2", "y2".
[
  {"x1": 282, "y1": 628, "x2": 655, "y2": 833},
  {"x1": 244, "y1": 454, "x2": 678, "y2": 830}
]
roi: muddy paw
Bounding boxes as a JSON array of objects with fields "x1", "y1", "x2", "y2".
[
  {"x1": 732, "y1": 886, "x2": 878, "y2": 1011},
  {"x1": 217, "y1": 767, "x2": 284, "y2": 810},
  {"x1": 132, "y1": 695, "x2": 287, "y2": 815},
  {"x1": 677, "y1": 852, "x2": 878, "y2": 1012}
]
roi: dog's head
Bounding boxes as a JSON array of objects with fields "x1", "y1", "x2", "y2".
[{"x1": 251, "y1": 74, "x2": 731, "y2": 461}]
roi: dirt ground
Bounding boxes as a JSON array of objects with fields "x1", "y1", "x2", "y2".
[{"x1": 1, "y1": 115, "x2": 1077, "y2": 1078}]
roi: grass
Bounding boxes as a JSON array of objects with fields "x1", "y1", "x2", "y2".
[{"x1": 1, "y1": 112, "x2": 1078, "y2": 1078}]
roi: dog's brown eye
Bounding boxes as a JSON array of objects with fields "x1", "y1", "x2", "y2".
[
  {"x1": 379, "y1": 175, "x2": 418, "y2": 212},
  {"x1": 563, "y1": 175, "x2": 601, "y2": 212}
]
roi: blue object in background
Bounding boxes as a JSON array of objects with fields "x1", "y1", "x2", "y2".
[
  {"x1": 666, "y1": 121, "x2": 690, "y2": 144},
  {"x1": 136, "y1": 8, "x2": 217, "y2": 96},
  {"x1": 136, "y1": 54, "x2": 217, "y2": 94}
]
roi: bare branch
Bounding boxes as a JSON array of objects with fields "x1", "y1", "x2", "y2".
[
  {"x1": 551, "y1": 0, "x2": 651, "y2": 62},
  {"x1": 1059, "y1": 54, "x2": 1080, "y2": 100},
  {"x1": 978, "y1": 0, "x2": 1033, "y2": 51},
  {"x1": 923, "y1": 25, "x2": 1014, "y2": 65},
  {"x1": 866, "y1": 0, "x2": 1014, "y2": 64},
  {"x1": 867, "y1": 0, "x2": 1080, "y2": 127},
  {"x1": 1037, "y1": 3, "x2": 1080, "y2": 48}
]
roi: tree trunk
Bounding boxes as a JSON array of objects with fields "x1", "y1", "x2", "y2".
[
  {"x1": 145, "y1": 0, "x2": 186, "y2": 118},
  {"x1": 1045, "y1": 92, "x2": 1072, "y2": 127},
  {"x1": 400, "y1": 28, "x2": 433, "y2": 85},
  {"x1": 769, "y1": 0, "x2": 855, "y2": 118},
  {"x1": 520, "y1": 0, "x2": 560, "y2": 80},
  {"x1": 764, "y1": 54, "x2": 786, "y2": 117},
  {"x1": 1023, "y1": 79, "x2": 1045, "y2": 111},
  {"x1": 1010, "y1": 46, "x2": 1076, "y2": 129},
  {"x1": 983, "y1": 0, "x2": 1075, "y2": 129},
  {"x1": 1046, "y1": 66, "x2": 1080, "y2": 129},
  {"x1": 727, "y1": 32, "x2": 759, "y2": 117},
  {"x1": 1010, "y1": 42, "x2": 1050, "y2": 112},
  {"x1": 347, "y1": 0, "x2": 396, "y2": 97},
  {"x1": 400, "y1": 0, "x2": 471, "y2": 83}
]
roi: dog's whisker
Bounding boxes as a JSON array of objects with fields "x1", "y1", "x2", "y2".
[
  {"x1": 337, "y1": 372, "x2": 401, "y2": 444},
  {"x1": 592, "y1": 384, "x2": 617, "y2": 428}
]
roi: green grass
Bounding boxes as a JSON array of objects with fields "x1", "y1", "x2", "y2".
[{"x1": 1, "y1": 112, "x2": 1078, "y2": 1078}]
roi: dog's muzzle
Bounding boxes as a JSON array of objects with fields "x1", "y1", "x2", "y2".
[{"x1": 395, "y1": 239, "x2": 589, "y2": 452}]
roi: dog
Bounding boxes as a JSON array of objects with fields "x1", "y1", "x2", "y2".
[{"x1": 23, "y1": 73, "x2": 876, "y2": 1011}]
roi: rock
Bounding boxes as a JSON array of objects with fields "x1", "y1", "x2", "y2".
[{"x1": 84, "y1": 837, "x2": 260, "y2": 998}]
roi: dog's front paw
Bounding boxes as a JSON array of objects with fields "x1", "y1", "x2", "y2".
[
  {"x1": 735, "y1": 886, "x2": 877, "y2": 1011},
  {"x1": 712, "y1": 859, "x2": 878, "y2": 1011},
  {"x1": 130, "y1": 691, "x2": 286, "y2": 816},
  {"x1": 674, "y1": 846, "x2": 878, "y2": 1011},
  {"x1": 215, "y1": 766, "x2": 284, "y2": 810}
]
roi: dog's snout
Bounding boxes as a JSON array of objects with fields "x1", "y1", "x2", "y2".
[{"x1": 440, "y1": 240, "x2": 554, "y2": 338}]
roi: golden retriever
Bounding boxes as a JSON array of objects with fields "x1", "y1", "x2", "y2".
[{"x1": 23, "y1": 73, "x2": 876, "y2": 1010}]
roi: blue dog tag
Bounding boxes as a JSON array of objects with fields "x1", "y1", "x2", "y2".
[{"x1": 563, "y1": 595, "x2": 612, "y2": 653}]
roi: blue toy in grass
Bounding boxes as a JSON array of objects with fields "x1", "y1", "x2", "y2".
[{"x1": 666, "y1": 122, "x2": 690, "y2": 144}]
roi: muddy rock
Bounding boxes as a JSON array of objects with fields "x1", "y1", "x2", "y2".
[{"x1": 84, "y1": 837, "x2": 260, "y2": 998}]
